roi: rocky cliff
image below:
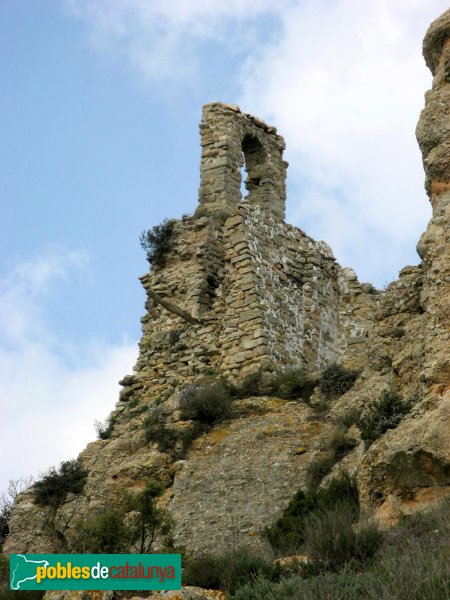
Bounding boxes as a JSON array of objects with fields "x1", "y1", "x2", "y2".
[{"x1": 4, "y1": 8, "x2": 450, "y2": 563}]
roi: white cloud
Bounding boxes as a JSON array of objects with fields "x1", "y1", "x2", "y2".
[
  {"x1": 65, "y1": 0, "x2": 289, "y2": 83},
  {"x1": 0, "y1": 248, "x2": 137, "y2": 493},
  {"x1": 239, "y1": 0, "x2": 449, "y2": 283},
  {"x1": 0, "y1": 247, "x2": 89, "y2": 344},
  {"x1": 64, "y1": 0, "x2": 449, "y2": 286}
]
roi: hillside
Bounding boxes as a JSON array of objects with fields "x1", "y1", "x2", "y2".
[{"x1": 3, "y1": 7, "x2": 450, "y2": 600}]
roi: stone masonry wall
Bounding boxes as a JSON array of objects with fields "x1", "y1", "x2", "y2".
[
  {"x1": 134, "y1": 216, "x2": 226, "y2": 399},
  {"x1": 220, "y1": 203, "x2": 378, "y2": 378},
  {"x1": 127, "y1": 194, "x2": 377, "y2": 404},
  {"x1": 198, "y1": 103, "x2": 288, "y2": 220},
  {"x1": 123, "y1": 102, "x2": 379, "y2": 401},
  {"x1": 122, "y1": 102, "x2": 379, "y2": 403}
]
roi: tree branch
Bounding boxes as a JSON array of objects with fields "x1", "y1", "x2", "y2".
[{"x1": 147, "y1": 289, "x2": 200, "y2": 325}]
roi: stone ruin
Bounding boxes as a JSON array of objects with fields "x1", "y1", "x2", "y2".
[
  {"x1": 135, "y1": 102, "x2": 378, "y2": 402},
  {"x1": 198, "y1": 102, "x2": 287, "y2": 219},
  {"x1": 5, "y1": 8, "x2": 450, "y2": 562}
]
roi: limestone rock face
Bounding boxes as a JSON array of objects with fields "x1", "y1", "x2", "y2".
[
  {"x1": 4, "y1": 7, "x2": 450, "y2": 557},
  {"x1": 3, "y1": 488, "x2": 54, "y2": 553},
  {"x1": 416, "y1": 8, "x2": 450, "y2": 389},
  {"x1": 350, "y1": 6, "x2": 450, "y2": 523},
  {"x1": 168, "y1": 397, "x2": 328, "y2": 554},
  {"x1": 423, "y1": 9, "x2": 450, "y2": 76},
  {"x1": 357, "y1": 390, "x2": 450, "y2": 523},
  {"x1": 418, "y1": 9, "x2": 450, "y2": 197}
]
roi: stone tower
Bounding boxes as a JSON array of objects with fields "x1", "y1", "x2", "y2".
[
  {"x1": 129, "y1": 103, "x2": 377, "y2": 396},
  {"x1": 198, "y1": 103, "x2": 288, "y2": 219}
]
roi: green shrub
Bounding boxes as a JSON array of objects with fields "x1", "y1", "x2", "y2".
[
  {"x1": 315, "y1": 473, "x2": 359, "y2": 512},
  {"x1": 179, "y1": 379, "x2": 233, "y2": 424},
  {"x1": 313, "y1": 397, "x2": 330, "y2": 412},
  {"x1": 235, "y1": 499, "x2": 450, "y2": 600},
  {"x1": 357, "y1": 390, "x2": 412, "y2": 447},
  {"x1": 144, "y1": 406, "x2": 177, "y2": 452},
  {"x1": 183, "y1": 553, "x2": 223, "y2": 590},
  {"x1": 272, "y1": 368, "x2": 317, "y2": 401},
  {"x1": 73, "y1": 480, "x2": 173, "y2": 554},
  {"x1": 33, "y1": 459, "x2": 87, "y2": 508},
  {"x1": 140, "y1": 219, "x2": 174, "y2": 268},
  {"x1": 204, "y1": 369, "x2": 218, "y2": 377},
  {"x1": 95, "y1": 414, "x2": 116, "y2": 440},
  {"x1": 236, "y1": 370, "x2": 265, "y2": 397},
  {"x1": 334, "y1": 409, "x2": 361, "y2": 429},
  {"x1": 184, "y1": 548, "x2": 280, "y2": 595},
  {"x1": 129, "y1": 480, "x2": 174, "y2": 553},
  {"x1": 74, "y1": 506, "x2": 130, "y2": 553},
  {"x1": 319, "y1": 364, "x2": 359, "y2": 399},
  {"x1": 264, "y1": 474, "x2": 359, "y2": 554},
  {"x1": 128, "y1": 397, "x2": 140, "y2": 409},
  {"x1": 263, "y1": 489, "x2": 316, "y2": 553},
  {"x1": 304, "y1": 504, "x2": 383, "y2": 571},
  {"x1": 306, "y1": 427, "x2": 357, "y2": 490},
  {"x1": 233, "y1": 577, "x2": 279, "y2": 600},
  {"x1": 306, "y1": 452, "x2": 336, "y2": 487}
]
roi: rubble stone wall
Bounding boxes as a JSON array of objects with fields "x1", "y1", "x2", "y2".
[
  {"x1": 128, "y1": 102, "x2": 379, "y2": 400},
  {"x1": 198, "y1": 103, "x2": 288, "y2": 220},
  {"x1": 132, "y1": 172, "x2": 378, "y2": 399}
]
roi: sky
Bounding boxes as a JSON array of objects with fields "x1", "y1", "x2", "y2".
[{"x1": 1, "y1": 0, "x2": 448, "y2": 493}]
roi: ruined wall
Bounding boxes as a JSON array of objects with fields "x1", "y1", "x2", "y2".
[
  {"x1": 198, "y1": 102, "x2": 288, "y2": 219},
  {"x1": 135, "y1": 216, "x2": 226, "y2": 397},
  {"x1": 126, "y1": 103, "x2": 378, "y2": 403},
  {"x1": 221, "y1": 203, "x2": 377, "y2": 377}
]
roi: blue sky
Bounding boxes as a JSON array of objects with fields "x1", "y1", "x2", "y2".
[{"x1": 1, "y1": 0, "x2": 448, "y2": 492}]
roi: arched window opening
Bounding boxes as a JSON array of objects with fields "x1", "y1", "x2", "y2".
[{"x1": 240, "y1": 134, "x2": 265, "y2": 201}]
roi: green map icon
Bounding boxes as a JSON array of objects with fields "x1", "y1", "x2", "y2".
[{"x1": 10, "y1": 554, "x2": 49, "y2": 590}]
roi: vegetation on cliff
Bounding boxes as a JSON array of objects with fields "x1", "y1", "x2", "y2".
[
  {"x1": 185, "y1": 495, "x2": 449, "y2": 599},
  {"x1": 139, "y1": 219, "x2": 174, "y2": 268},
  {"x1": 72, "y1": 480, "x2": 173, "y2": 554},
  {"x1": 33, "y1": 460, "x2": 87, "y2": 509},
  {"x1": 357, "y1": 390, "x2": 413, "y2": 447}
]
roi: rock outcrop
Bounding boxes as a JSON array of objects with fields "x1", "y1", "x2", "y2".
[
  {"x1": 353, "y1": 7, "x2": 450, "y2": 522},
  {"x1": 4, "y1": 8, "x2": 450, "y2": 564}
]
